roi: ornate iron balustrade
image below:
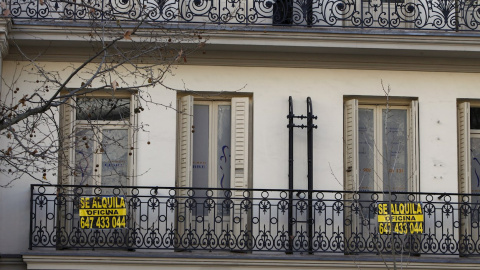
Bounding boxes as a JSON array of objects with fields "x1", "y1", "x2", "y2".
[
  {"x1": 30, "y1": 184, "x2": 480, "y2": 255},
  {"x1": 6, "y1": 0, "x2": 480, "y2": 31}
]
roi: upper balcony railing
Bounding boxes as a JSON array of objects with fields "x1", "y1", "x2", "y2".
[
  {"x1": 5, "y1": 0, "x2": 480, "y2": 31},
  {"x1": 30, "y1": 184, "x2": 480, "y2": 255}
]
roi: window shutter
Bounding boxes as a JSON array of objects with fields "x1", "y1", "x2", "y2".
[
  {"x1": 176, "y1": 95, "x2": 194, "y2": 244},
  {"x1": 458, "y1": 101, "x2": 471, "y2": 255},
  {"x1": 343, "y1": 99, "x2": 358, "y2": 254},
  {"x1": 231, "y1": 97, "x2": 249, "y2": 191},
  {"x1": 231, "y1": 97, "x2": 250, "y2": 246},
  {"x1": 59, "y1": 98, "x2": 75, "y2": 185},
  {"x1": 344, "y1": 99, "x2": 359, "y2": 192},
  {"x1": 177, "y1": 95, "x2": 194, "y2": 190},
  {"x1": 458, "y1": 102, "x2": 471, "y2": 195},
  {"x1": 409, "y1": 100, "x2": 420, "y2": 193}
]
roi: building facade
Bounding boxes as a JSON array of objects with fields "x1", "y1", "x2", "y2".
[{"x1": 2, "y1": 1, "x2": 480, "y2": 269}]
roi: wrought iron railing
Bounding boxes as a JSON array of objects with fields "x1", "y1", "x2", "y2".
[
  {"x1": 29, "y1": 184, "x2": 480, "y2": 255},
  {"x1": 6, "y1": 0, "x2": 480, "y2": 31}
]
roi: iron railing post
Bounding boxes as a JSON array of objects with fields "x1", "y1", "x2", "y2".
[
  {"x1": 29, "y1": 185, "x2": 34, "y2": 250},
  {"x1": 55, "y1": 186, "x2": 62, "y2": 250}
]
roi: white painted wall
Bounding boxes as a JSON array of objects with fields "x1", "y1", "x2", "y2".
[{"x1": 2, "y1": 60, "x2": 480, "y2": 254}]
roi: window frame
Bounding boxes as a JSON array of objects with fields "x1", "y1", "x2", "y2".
[
  {"x1": 344, "y1": 98, "x2": 420, "y2": 195},
  {"x1": 175, "y1": 94, "x2": 252, "y2": 246},
  {"x1": 456, "y1": 101, "x2": 480, "y2": 255},
  {"x1": 73, "y1": 123, "x2": 131, "y2": 186},
  {"x1": 192, "y1": 100, "x2": 232, "y2": 191},
  {"x1": 343, "y1": 98, "x2": 419, "y2": 254},
  {"x1": 59, "y1": 91, "x2": 138, "y2": 187},
  {"x1": 357, "y1": 104, "x2": 412, "y2": 196},
  {"x1": 176, "y1": 94, "x2": 252, "y2": 192}
]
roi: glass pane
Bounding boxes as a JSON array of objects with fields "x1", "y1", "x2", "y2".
[
  {"x1": 74, "y1": 129, "x2": 95, "y2": 186},
  {"x1": 101, "y1": 129, "x2": 129, "y2": 188},
  {"x1": 76, "y1": 98, "x2": 130, "y2": 121},
  {"x1": 471, "y1": 137, "x2": 480, "y2": 222},
  {"x1": 193, "y1": 105, "x2": 210, "y2": 189},
  {"x1": 358, "y1": 108, "x2": 375, "y2": 219},
  {"x1": 382, "y1": 109, "x2": 408, "y2": 202},
  {"x1": 217, "y1": 105, "x2": 231, "y2": 216},
  {"x1": 192, "y1": 105, "x2": 209, "y2": 216},
  {"x1": 471, "y1": 108, "x2": 480, "y2": 130},
  {"x1": 217, "y1": 105, "x2": 231, "y2": 189}
]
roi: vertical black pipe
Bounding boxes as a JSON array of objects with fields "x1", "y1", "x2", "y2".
[
  {"x1": 287, "y1": 96, "x2": 294, "y2": 254},
  {"x1": 307, "y1": 98, "x2": 318, "y2": 254}
]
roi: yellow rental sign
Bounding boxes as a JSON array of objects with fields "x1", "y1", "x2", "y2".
[
  {"x1": 79, "y1": 196, "x2": 126, "y2": 229},
  {"x1": 377, "y1": 202, "x2": 424, "y2": 235}
]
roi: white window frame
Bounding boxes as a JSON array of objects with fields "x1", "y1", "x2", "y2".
[
  {"x1": 59, "y1": 92, "x2": 138, "y2": 187},
  {"x1": 176, "y1": 94, "x2": 251, "y2": 243},
  {"x1": 73, "y1": 123, "x2": 131, "y2": 186},
  {"x1": 343, "y1": 98, "x2": 419, "y2": 254},
  {"x1": 344, "y1": 98, "x2": 420, "y2": 196},
  {"x1": 176, "y1": 95, "x2": 251, "y2": 194},
  {"x1": 357, "y1": 104, "x2": 413, "y2": 195},
  {"x1": 192, "y1": 100, "x2": 232, "y2": 190},
  {"x1": 457, "y1": 101, "x2": 480, "y2": 255}
]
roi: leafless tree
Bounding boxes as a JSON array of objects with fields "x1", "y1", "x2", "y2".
[{"x1": 0, "y1": 1, "x2": 207, "y2": 187}]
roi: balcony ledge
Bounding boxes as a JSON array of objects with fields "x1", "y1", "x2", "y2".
[
  {"x1": 22, "y1": 250, "x2": 480, "y2": 270},
  {"x1": 7, "y1": 22, "x2": 480, "y2": 72}
]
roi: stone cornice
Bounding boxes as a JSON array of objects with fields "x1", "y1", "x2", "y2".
[
  {"x1": 8, "y1": 23, "x2": 480, "y2": 53},
  {"x1": 6, "y1": 22, "x2": 480, "y2": 71}
]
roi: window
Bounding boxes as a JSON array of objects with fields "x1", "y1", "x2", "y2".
[
  {"x1": 59, "y1": 92, "x2": 137, "y2": 187},
  {"x1": 343, "y1": 98, "x2": 419, "y2": 253},
  {"x1": 458, "y1": 102, "x2": 480, "y2": 198},
  {"x1": 344, "y1": 98, "x2": 420, "y2": 199},
  {"x1": 176, "y1": 95, "x2": 251, "y2": 242},
  {"x1": 458, "y1": 102, "x2": 480, "y2": 253},
  {"x1": 177, "y1": 95, "x2": 250, "y2": 194}
]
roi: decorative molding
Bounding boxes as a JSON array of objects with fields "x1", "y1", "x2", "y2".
[
  {"x1": 5, "y1": 23, "x2": 480, "y2": 72},
  {"x1": 6, "y1": 23, "x2": 480, "y2": 72},
  {"x1": 22, "y1": 253, "x2": 480, "y2": 270}
]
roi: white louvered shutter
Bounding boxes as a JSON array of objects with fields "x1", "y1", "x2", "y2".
[
  {"x1": 458, "y1": 102, "x2": 471, "y2": 254},
  {"x1": 409, "y1": 100, "x2": 420, "y2": 193},
  {"x1": 57, "y1": 97, "x2": 75, "y2": 249},
  {"x1": 231, "y1": 97, "x2": 250, "y2": 244},
  {"x1": 344, "y1": 99, "x2": 359, "y2": 192},
  {"x1": 178, "y1": 95, "x2": 194, "y2": 191},
  {"x1": 59, "y1": 97, "x2": 75, "y2": 185},
  {"x1": 343, "y1": 99, "x2": 358, "y2": 254},
  {"x1": 231, "y1": 97, "x2": 249, "y2": 191},
  {"x1": 458, "y1": 102, "x2": 471, "y2": 195},
  {"x1": 177, "y1": 95, "x2": 194, "y2": 242}
]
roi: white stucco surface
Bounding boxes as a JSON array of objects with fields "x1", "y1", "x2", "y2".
[{"x1": 2, "y1": 60, "x2": 480, "y2": 254}]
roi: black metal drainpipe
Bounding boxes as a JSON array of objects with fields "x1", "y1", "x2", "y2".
[
  {"x1": 306, "y1": 97, "x2": 317, "y2": 254},
  {"x1": 287, "y1": 96, "x2": 317, "y2": 254},
  {"x1": 287, "y1": 96, "x2": 294, "y2": 254}
]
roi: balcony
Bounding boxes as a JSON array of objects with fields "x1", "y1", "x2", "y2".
[
  {"x1": 4, "y1": 0, "x2": 480, "y2": 32},
  {"x1": 29, "y1": 184, "x2": 480, "y2": 255}
]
